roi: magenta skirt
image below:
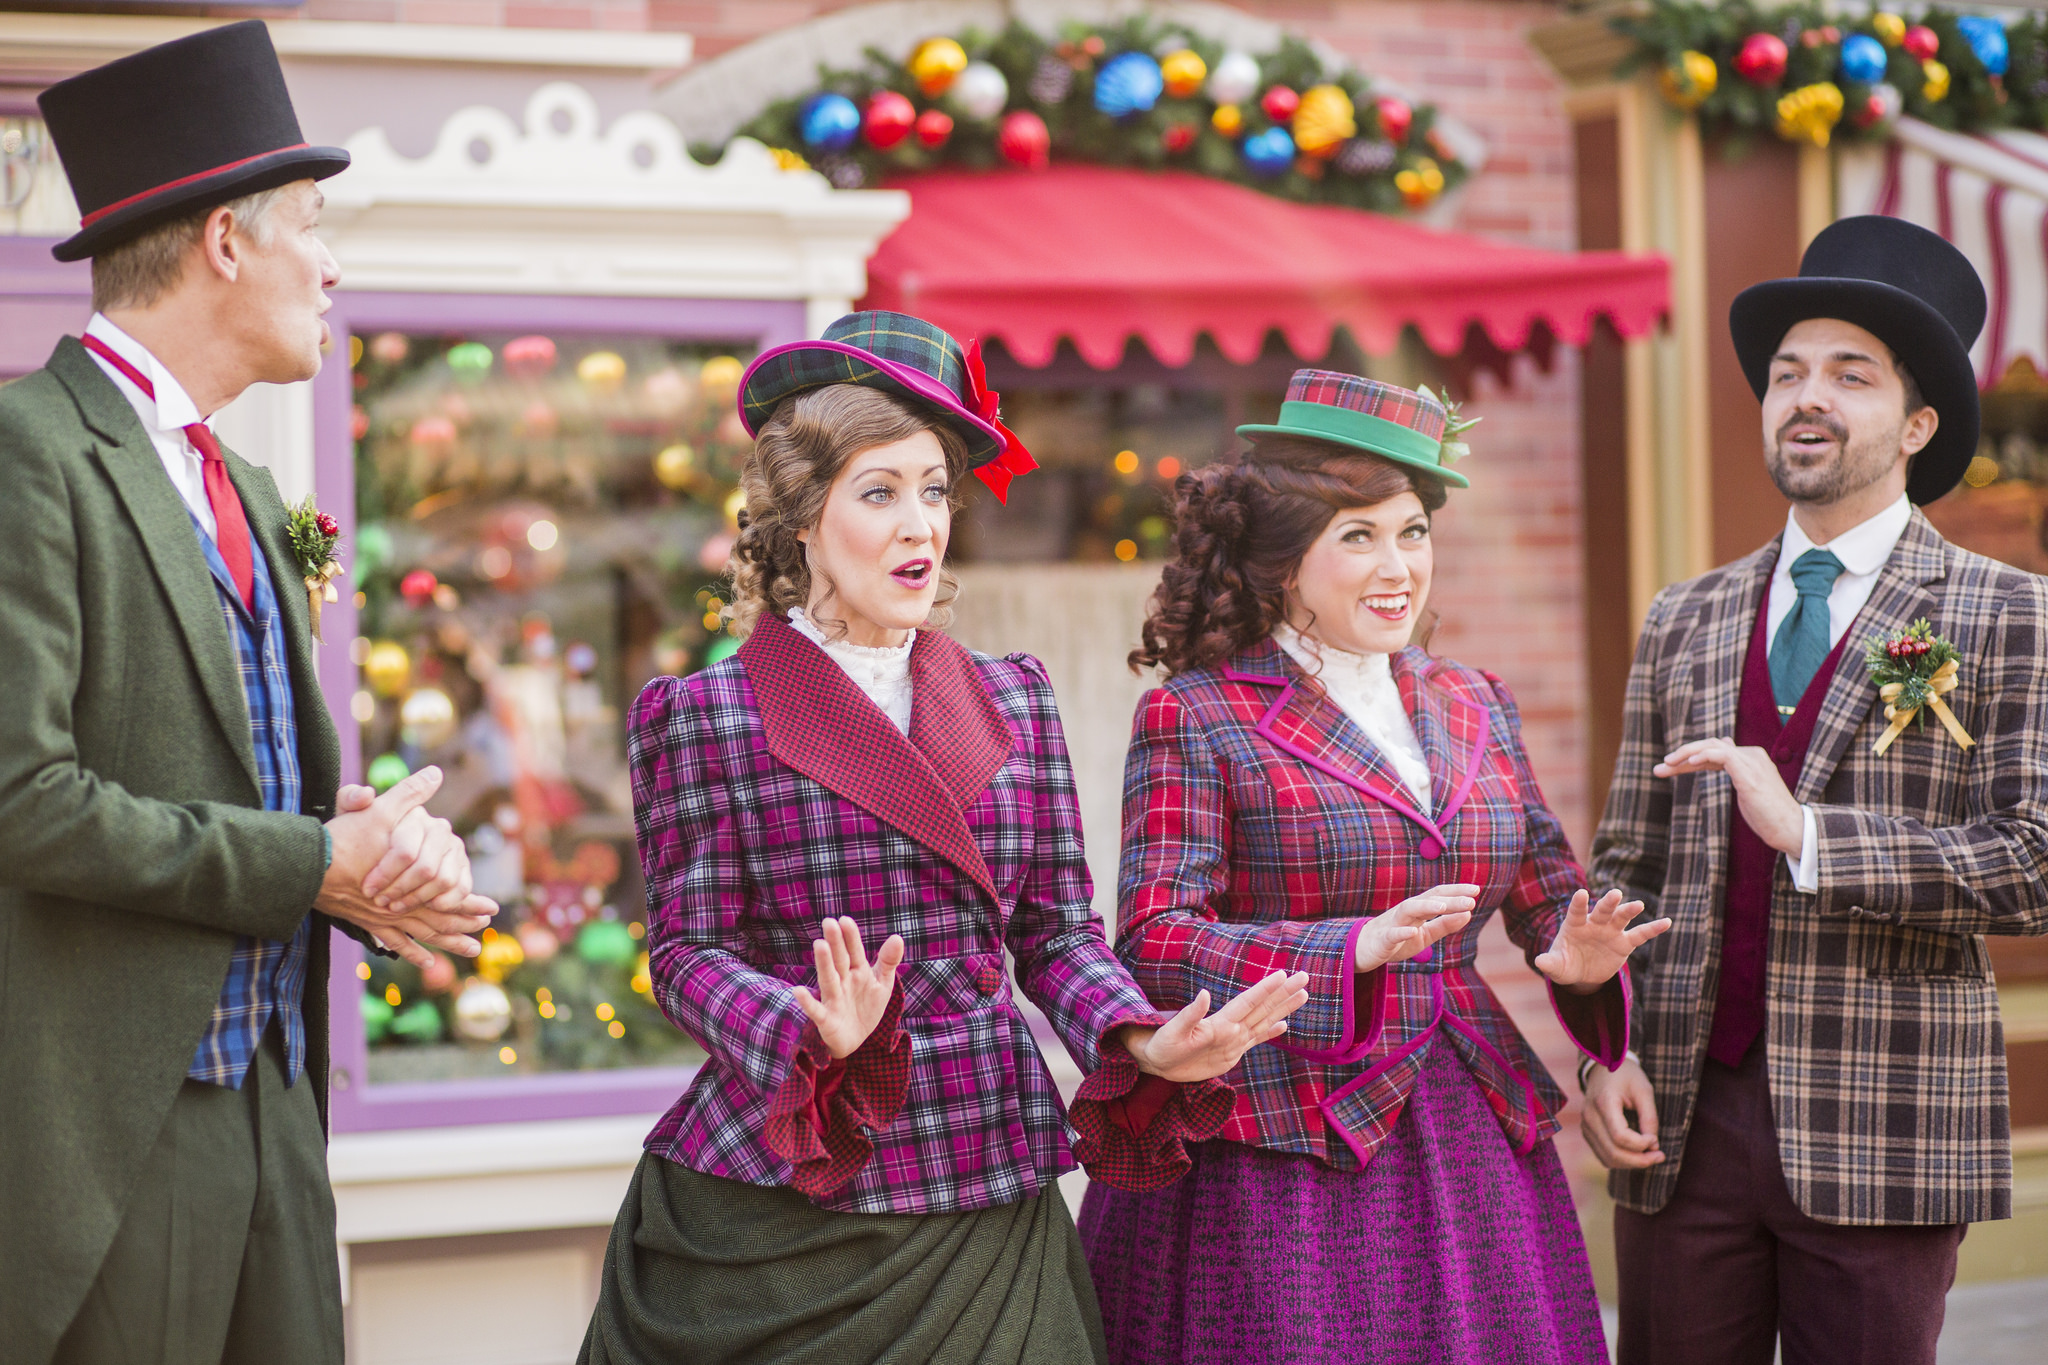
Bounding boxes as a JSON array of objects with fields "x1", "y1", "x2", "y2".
[{"x1": 1077, "y1": 1040, "x2": 1608, "y2": 1365}]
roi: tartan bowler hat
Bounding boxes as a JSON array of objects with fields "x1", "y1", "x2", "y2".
[
  {"x1": 1237, "y1": 369, "x2": 1471, "y2": 488},
  {"x1": 39, "y1": 21, "x2": 351, "y2": 263}
]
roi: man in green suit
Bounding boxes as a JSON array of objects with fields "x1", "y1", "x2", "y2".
[{"x1": 0, "y1": 24, "x2": 499, "y2": 1365}]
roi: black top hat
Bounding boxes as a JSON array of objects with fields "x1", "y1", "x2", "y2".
[
  {"x1": 38, "y1": 21, "x2": 350, "y2": 263},
  {"x1": 1729, "y1": 215, "x2": 1985, "y2": 505}
]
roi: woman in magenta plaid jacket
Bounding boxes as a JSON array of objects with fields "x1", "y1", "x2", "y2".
[
  {"x1": 580, "y1": 313, "x2": 1306, "y2": 1365},
  {"x1": 1078, "y1": 370, "x2": 1670, "y2": 1365}
]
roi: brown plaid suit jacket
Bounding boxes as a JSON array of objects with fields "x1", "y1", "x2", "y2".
[{"x1": 1590, "y1": 509, "x2": 2048, "y2": 1225}]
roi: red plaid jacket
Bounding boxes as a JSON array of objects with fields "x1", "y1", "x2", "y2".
[
  {"x1": 628, "y1": 614, "x2": 1229, "y2": 1214},
  {"x1": 1116, "y1": 638, "x2": 1628, "y2": 1168}
]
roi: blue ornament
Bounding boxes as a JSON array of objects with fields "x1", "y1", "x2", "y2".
[
  {"x1": 1243, "y1": 126, "x2": 1295, "y2": 176},
  {"x1": 1956, "y1": 16, "x2": 2009, "y2": 78},
  {"x1": 1093, "y1": 52, "x2": 1164, "y2": 118},
  {"x1": 800, "y1": 93, "x2": 862, "y2": 152},
  {"x1": 1838, "y1": 33, "x2": 1888, "y2": 85}
]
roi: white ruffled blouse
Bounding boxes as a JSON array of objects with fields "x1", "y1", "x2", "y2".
[
  {"x1": 1273, "y1": 621, "x2": 1432, "y2": 809},
  {"x1": 789, "y1": 608, "x2": 915, "y2": 735}
]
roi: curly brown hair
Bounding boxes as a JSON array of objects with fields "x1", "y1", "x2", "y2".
[
  {"x1": 724, "y1": 384, "x2": 971, "y2": 640},
  {"x1": 1130, "y1": 434, "x2": 1450, "y2": 677}
]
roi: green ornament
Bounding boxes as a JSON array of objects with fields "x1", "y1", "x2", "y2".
[
  {"x1": 361, "y1": 990, "x2": 393, "y2": 1043},
  {"x1": 390, "y1": 999, "x2": 446, "y2": 1043},
  {"x1": 354, "y1": 523, "x2": 393, "y2": 574},
  {"x1": 366, "y1": 752, "x2": 411, "y2": 793},
  {"x1": 446, "y1": 342, "x2": 494, "y2": 380},
  {"x1": 576, "y1": 919, "x2": 639, "y2": 968},
  {"x1": 705, "y1": 636, "x2": 740, "y2": 666}
]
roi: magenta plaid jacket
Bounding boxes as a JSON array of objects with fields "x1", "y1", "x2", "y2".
[
  {"x1": 629, "y1": 614, "x2": 1229, "y2": 1214},
  {"x1": 1116, "y1": 638, "x2": 1629, "y2": 1168}
]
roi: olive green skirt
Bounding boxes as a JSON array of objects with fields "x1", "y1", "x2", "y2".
[{"x1": 579, "y1": 1155, "x2": 1107, "y2": 1365}]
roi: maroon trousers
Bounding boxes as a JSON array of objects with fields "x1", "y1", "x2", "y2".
[{"x1": 1614, "y1": 1047, "x2": 1964, "y2": 1365}]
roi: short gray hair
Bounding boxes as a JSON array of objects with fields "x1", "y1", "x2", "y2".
[{"x1": 89, "y1": 185, "x2": 288, "y2": 313}]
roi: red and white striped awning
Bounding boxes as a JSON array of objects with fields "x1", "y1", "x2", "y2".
[{"x1": 1842, "y1": 118, "x2": 2048, "y2": 388}]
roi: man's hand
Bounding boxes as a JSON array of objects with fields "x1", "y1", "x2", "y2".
[
  {"x1": 1582, "y1": 1056, "x2": 1666, "y2": 1170},
  {"x1": 320, "y1": 769, "x2": 497, "y2": 967},
  {"x1": 1355, "y1": 884, "x2": 1478, "y2": 972},
  {"x1": 1655, "y1": 738, "x2": 1804, "y2": 856},
  {"x1": 1534, "y1": 889, "x2": 1671, "y2": 993}
]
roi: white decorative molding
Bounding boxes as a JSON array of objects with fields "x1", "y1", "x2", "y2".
[{"x1": 320, "y1": 82, "x2": 909, "y2": 306}]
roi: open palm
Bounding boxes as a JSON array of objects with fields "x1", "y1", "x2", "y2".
[
  {"x1": 792, "y1": 917, "x2": 905, "y2": 1059},
  {"x1": 1533, "y1": 890, "x2": 1670, "y2": 989},
  {"x1": 1130, "y1": 969, "x2": 1310, "y2": 1082}
]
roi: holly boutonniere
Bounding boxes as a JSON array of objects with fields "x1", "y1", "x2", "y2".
[
  {"x1": 285, "y1": 497, "x2": 345, "y2": 643},
  {"x1": 1419, "y1": 385, "x2": 1481, "y2": 467},
  {"x1": 1863, "y1": 619, "x2": 1975, "y2": 756}
]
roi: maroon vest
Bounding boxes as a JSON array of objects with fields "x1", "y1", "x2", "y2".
[{"x1": 1706, "y1": 580, "x2": 1854, "y2": 1067}]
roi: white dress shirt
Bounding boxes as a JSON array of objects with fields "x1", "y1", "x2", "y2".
[
  {"x1": 789, "y1": 608, "x2": 915, "y2": 735},
  {"x1": 82, "y1": 313, "x2": 220, "y2": 541},
  {"x1": 1771, "y1": 495, "x2": 1913, "y2": 892},
  {"x1": 1273, "y1": 621, "x2": 1432, "y2": 808}
]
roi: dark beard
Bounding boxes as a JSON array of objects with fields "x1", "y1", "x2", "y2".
[{"x1": 1764, "y1": 409, "x2": 1904, "y2": 505}]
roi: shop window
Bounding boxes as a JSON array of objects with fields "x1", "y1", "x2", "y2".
[{"x1": 1924, "y1": 360, "x2": 2048, "y2": 575}]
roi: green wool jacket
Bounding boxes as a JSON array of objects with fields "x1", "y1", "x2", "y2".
[{"x1": 0, "y1": 337, "x2": 362, "y2": 1362}]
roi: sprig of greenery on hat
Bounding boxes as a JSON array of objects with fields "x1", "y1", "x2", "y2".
[
  {"x1": 1418, "y1": 385, "x2": 1480, "y2": 468},
  {"x1": 719, "y1": 15, "x2": 1466, "y2": 214}
]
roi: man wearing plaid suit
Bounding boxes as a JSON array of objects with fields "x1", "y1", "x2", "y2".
[{"x1": 1586, "y1": 215, "x2": 2048, "y2": 1365}]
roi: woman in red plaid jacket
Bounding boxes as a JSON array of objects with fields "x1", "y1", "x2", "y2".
[
  {"x1": 1077, "y1": 370, "x2": 1671, "y2": 1365},
  {"x1": 579, "y1": 313, "x2": 1308, "y2": 1365}
]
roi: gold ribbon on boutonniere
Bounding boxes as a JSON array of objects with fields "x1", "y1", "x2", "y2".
[
  {"x1": 284, "y1": 496, "x2": 346, "y2": 643},
  {"x1": 1864, "y1": 619, "x2": 1975, "y2": 756}
]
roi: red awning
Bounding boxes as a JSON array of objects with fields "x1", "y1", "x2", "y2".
[{"x1": 860, "y1": 165, "x2": 1669, "y2": 368}]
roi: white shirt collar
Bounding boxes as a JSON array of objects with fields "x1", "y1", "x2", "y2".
[
  {"x1": 1779, "y1": 493, "x2": 1912, "y2": 576},
  {"x1": 84, "y1": 312, "x2": 208, "y2": 435}
]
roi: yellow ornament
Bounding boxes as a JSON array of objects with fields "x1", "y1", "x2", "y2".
[
  {"x1": 1161, "y1": 49, "x2": 1208, "y2": 99},
  {"x1": 909, "y1": 37, "x2": 968, "y2": 97},
  {"x1": 1211, "y1": 103, "x2": 1244, "y2": 137},
  {"x1": 577, "y1": 351, "x2": 628, "y2": 392},
  {"x1": 363, "y1": 640, "x2": 411, "y2": 698},
  {"x1": 768, "y1": 147, "x2": 809, "y2": 172},
  {"x1": 653, "y1": 442, "x2": 697, "y2": 490},
  {"x1": 399, "y1": 686, "x2": 457, "y2": 748},
  {"x1": 723, "y1": 486, "x2": 748, "y2": 532},
  {"x1": 699, "y1": 355, "x2": 745, "y2": 397},
  {"x1": 1872, "y1": 13, "x2": 1906, "y2": 47},
  {"x1": 1659, "y1": 50, "x2": 1719, "y2": 110},
  {"x1": 475, "y1": 931, "x2": 526, "y2": 985},
  {"x1": 1292, "y1": 84, "x2": 1357, "y2": 160},
  {"x1": 1922, "y1": 59, "x2": 1950, "y2": 103},
  {"x1": 1776, "y1": 82, "x2": 1844, "y2": 147},
  {"x1": 1394, "y1": 158, "x2": 1445, "y2": 209}
]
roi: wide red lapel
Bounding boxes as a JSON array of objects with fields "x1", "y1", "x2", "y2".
[
  {"x1": 906, "y1": 628, "x2": 1015, "y2": 814},
  {"x1": 740, "y1": 614, "x2": 1003, "y2": 903}
]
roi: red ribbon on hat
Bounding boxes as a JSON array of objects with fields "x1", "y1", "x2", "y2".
[{"x1": 963, "y1": 339, "x2": 1038, "y2": 504}]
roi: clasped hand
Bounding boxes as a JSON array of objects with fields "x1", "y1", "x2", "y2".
[{"x1": 318, "y1": 766, "x2": 498, "y2": 968}]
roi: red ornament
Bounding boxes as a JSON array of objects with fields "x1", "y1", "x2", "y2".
[
  {"x1": 1902, "y1": 25, "x2": 1940, "y2": 62},
  {"x1": 502, "y1": 334, "x2": 557, "y2": 377},
  {"x1": 915, "y1": 107, "x2": 954, "y2": 148},
  {"x1": 316, "y1": 512, "x2": 341, "y2": 538},
  {"x1": 399, "y1": 569, "x2": 438, "y2": 605},
  {"x1": 997, "y1": 110, "x2": 1051, "y2": 169},
  {"x1": 864, "y1": 90, "x2": 916, "y2": 151},
  {"x1": 1799, "y1": 25, "x2": 1840, "y2": 49},
  {"x1": 1260, "y1": 85, "x2": 1300, "y2": 123},
  {"x1": 1733, "y1": 32, "x2": 1789, "y2": 85},
  {"x1": 1162, "y1": 122, "x2": 1197, "y2": 154},
  {"x1": 1373, "y1": 95, "x2": 1413, "y2": 145}
]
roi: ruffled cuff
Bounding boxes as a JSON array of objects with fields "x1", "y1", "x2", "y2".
[
  {"x1": 1068, "y1": 1023, "x2": 1235, "y2": 1193},
  {"x1": 1271, "y1": 920, "x2": 1389, "y2": 1066},
  {"x1": 1548, "y1": 966, "x2": 1630, "y2": 1071},
  {"x1": 763, "y1": 980, "x2": 911, "y2": 1200}
]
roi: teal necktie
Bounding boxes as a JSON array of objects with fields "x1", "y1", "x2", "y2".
[{"x1": 1769, "y1": 548, "x2": 1847, "y2": 709}]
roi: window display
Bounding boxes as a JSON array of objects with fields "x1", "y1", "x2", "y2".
[{"x1": 1925, "y1": 363, "x2": 2048, "y2": 576}]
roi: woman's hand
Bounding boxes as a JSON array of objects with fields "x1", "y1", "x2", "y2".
[
  {"x1": 792, "y1": 917, "x2": 906, "y2": 1059},
  {"x1": 1582, "y1": 1055, "x2": 1665, "y2": 1169},
  {"x1": 1121, "y1": 969, "x2": 1311, "y2": 1083},
  {"x1": 1354, "y1": 884, "x2": 1479, "y2": 973},
  {"x1": 1533, "y1": 890, "x2": 1670, "y2": 992}
]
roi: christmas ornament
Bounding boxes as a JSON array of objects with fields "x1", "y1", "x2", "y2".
[
  {"x1": 351, "y1": 405, "x2": 370, "y2": 441},
  {"x1": 1854, "y1": 82, "x2": 1903, "y2": 129},
  {"x1": 390, "y1": 999, "x2": 445, "y2": 1043},
  {"x1": 951, "y1": 61, "x2": 1010, "y2": 122},
  {"x1": 1838, "y1": 34, "x2": 1887, "y2": 85},
  {"x1": 1865, "y1": 619, "x2": 1975, "y2": 755},
  {"x1": 355, "y1": 523, "x2": 392, "y2": 573},
  {"x1": 420, "y1": 951, "x2": 458, "y2": 994},
  {"x1": 1163, "y1": 122, "x2": 1198, "y2": 154},
  {"x1": 1242, "y1": 126, "x2": 1295, "y2": 176},
  {"x1": 366, "y1": 752, "x2": 411, "y2": 793},
  {"x1": 517, "y1": 921, "x2": 561, "y2": 964},
  {"x1": 360, "y1": 991, "x2": 393, "y2": 1043},
  {"x1": 1207, "y1": 51, "x2": 1261, "y2": 105},
  {"x1": 475, "y1": 929, "x2": 526, "y2": 984},
  {"x1": 400, "y1": 686, "x2": 457, "y2": 748},
  {"x1": 1660, "y1": 50, "x2": 1719, "y2": 109},
  {"x1": 408, "y1": 415, "x2": 456, "y2": 448},
  {"x1": 909, "y1": 37, "x2": 968, "y2": 96},
  {"x1": 653, "y1": 442, "x2": 696, "y2": 490},
  {"x1": 1094, "y1": 51, "x2": 1164, "y2": 117},
  {"x1": 1260, "y1": 85, "x2": 1301, "y2": 124},
  {"x1": 864, "y1": 90, "x2": 915, "y2": 150},
  {"x1": 502, "y1": 334, "x2": 557, "y2": 377},
  {"x1": 577, "y1": 918, "x2": 640, "y2": 968},
  {"x1": 768, "y1": 147, "x2": 809, "y2": 172},
  {"x1": 364, "y1": 640, "x2": 411, "y2": 698},
  {"x1": 369, "y1": 331, "x2": 410, "y2": 365},
  {"x1": 577, "y1": 350, "x2": 628, "y2": 391},
  {"x1": 453, "y1": 977, "x2": 514, "y2": 1041},
  {"x1": 1799, "y1": 25, "x2": 1840, "y2": 50},
  {"x1": 284, "y1": 496, "x2": 344, "y2": 642},
  {"x1": 1733, "y1": 32, "x2": 1789, "y2": 86},
  {"x1": 520, "y1": 400, "x2": 557, "y2": 436},
  {"x1": 1293, "y1": 85, "x2": 1357, "y2": 159},
  {"x1": 399, "y1": 569, "x2": 437, "y2": 605},
  {"x1": 1028, "y1": 55, "x2": 1074, "y2": 104},
  {"x1": 799, "y1": 93, "x2": 862, "y2": 152},
  {"x1": 700, "y1": 355, "x2": 745, "y2": 397},
  {"x1": 1923, "y1": 59, "x2": 1951, "y2": 103},
  {"x1": 1335, "y1": 137, "x2": 1397, "y2": 175},
  {"x1": 1872, "y1": 13, "x2": 1906, "y2": 48},
  {"x1": 1776, "y1": 82, "x2": 1844, "y2": 147},
  {"x1": 706, "y1": 636, "x2": 741, "y2": 666},
  {"x1": 1957, "y1": 15, "x2": 2009, "y2": 78},
  {"x1": 446, "y1": 341, "x2": 493, "y2": 379},
  {"x1": 643, "y1": 367, "x2": 690, "y2": 411},
  {"x1": 998, "y1": 110, "x2": 1052, "y2": 168},
  {"x1": 915, "y1": 107, "x2": 955, "y2": 148},
  {"x1": 1211, "y1": 104, "x2": 1244, "y2": 137},
  {"x1": 1902, "y1": 25, "x2": 1940, "y2": 63},
  {"x1": 1395, "y1": 157, "x2": 1446, "y2": 208},
  {"x1": 1161, "y1": 49, "x2": 1207, "y2": 98}
]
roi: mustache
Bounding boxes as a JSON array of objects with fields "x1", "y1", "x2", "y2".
[{"x1": 1776, "y1": 409, "x2": 1848, "y2": 446}]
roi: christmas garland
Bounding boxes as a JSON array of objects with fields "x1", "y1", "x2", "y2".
[
  {"x1": 1618, "y1": 2, "x2": 2048, "y2": 146},
  {"x1": 719, "y1": 16, "x2": 1468, "y2": 213}
]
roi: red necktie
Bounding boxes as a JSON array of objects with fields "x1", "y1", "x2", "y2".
[{"x1": 82, "y1": 333, "x2": 256, "y2": 613}]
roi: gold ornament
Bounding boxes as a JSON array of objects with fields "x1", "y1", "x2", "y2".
[
  {"x1": 723, "y1": 487, "x2": 748, "y2": 532},
  {"x1": 1394, "y1": 158, "x2": 1446, "y2": 208},
  {"x1": 453, "y1": 978, "x2": 514, "y2": 1041},
  {"x1": 1161, "y1": 49, "x2": 1207, "y2": 98},
  {"x1": 363, "y1": 640, "x2": 412, "y2": 698},
  {"x1": 1211, "y1": 103, "x2": 1244, "y2": 137},
  {"x1": 1776, "y1": 82, "x2": 1845, "y2": 147},
  {"x1": 399, "y1": 686, "x2": 457, "y2": 748},
  {"x1": 909, "y1": 37, "x2": 969, "y2": 97},
  {"x1": 654, "y1": 443, "x2": 697, "y2": 490},
  {"x1": 1659, "y1": 50, "x2": 1719, "y2": 110},
  {"x1": 474, "y1": 931, "x2": 526, "y2": 985},
  {"x1": 1292, "y1": 84, "x2": 1357, "y2": 160},
  {"x1": 1922, "y1": 60, "x2": 1950, "y2": 103},
  {"x1": 1872, "y1": 13, "x2": 1906, "y2": 47},
  {"x1": 768, "y1": 147, "x2": 809, "y2": 172},
  {"x1": 699, "y1": 355, "x2": 746, "y2": 397},
  {"x1": 577, "y1": 351, "x2": 628, "y2": 391}
]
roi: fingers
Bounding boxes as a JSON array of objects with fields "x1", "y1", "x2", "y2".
[
  {"x1": 812, "y1": 934, "x2": 839, "y2": 1007},
  {"x1": 1589, "y1": 1075, "x2": 1665, "y2": 1167},
  {"x1": 1654, "y1": 738, "x2": 1733, "y2": 778},
  {"x1": 1566, "y1": 889, "x2": 1591, "y2": 925},
  {"x1": 1417, "y1": 909, "x2": 1473, "y2": 948},
  {"x1": 337, "y1": 784, "x2": 376, "y2": 813},
  {"x1": 374, "y1": 930, "x2": 437, "y2": 969},
  {"x1": 792, "y1": 985, "x2": 827, "y2": 1028},
  {"x1": 839, "y1": 917, "x2": 871, "y2": 974},
  {"x1": 1169, "y1": 989, "x2": 1213, "y2": 1035},
  {"x1": 1624, "y1": 918, "x2": 1674, "y2": 948},
  {"x1": 1214, "y1": 970, "x2": 1310, "y2": 1031},
  {"x1": 369, "y1": 764, "x2": 445, "y2": 823},
  {"x1": 874, "y1": 933, "x2": 906, "y2": 983},
  {"x1": 374, "y1": 812, "x2": 463, "y2": 910}
]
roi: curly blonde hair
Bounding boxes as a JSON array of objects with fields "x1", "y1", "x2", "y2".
[{"x1": 724, "y1": 384, "x2": 972, "y2": 640}]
